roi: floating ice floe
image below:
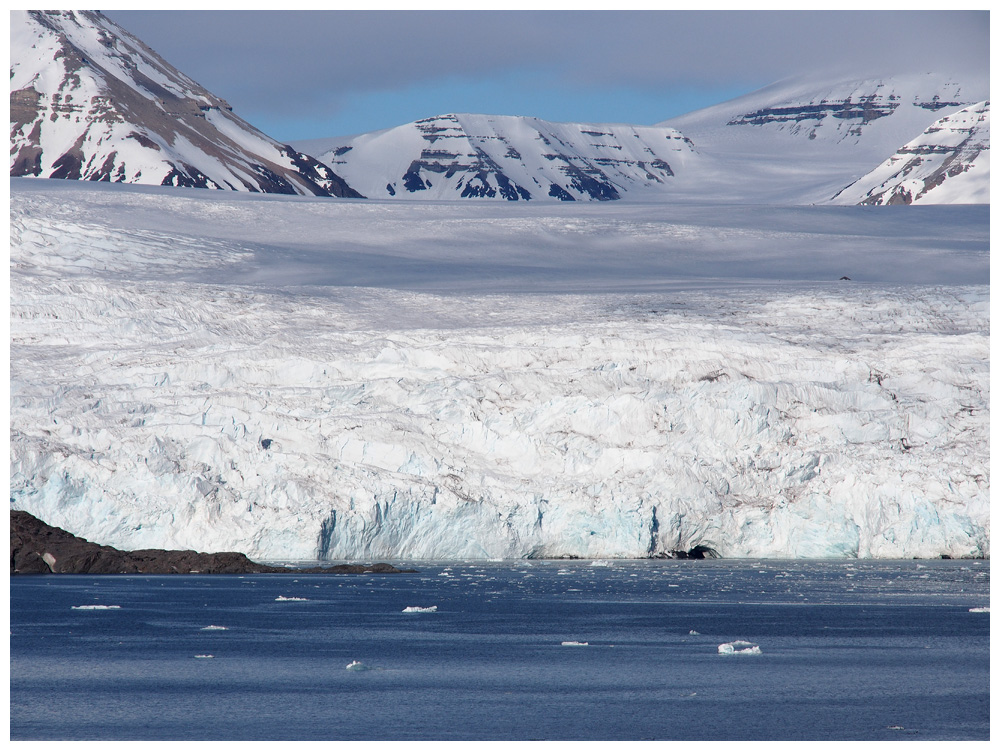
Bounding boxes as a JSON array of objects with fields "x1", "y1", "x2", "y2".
[
  {"x1": 561, "y1": 641, "x2": 589, "y2": 646},
  {"x1": 590, "y1": 560, "x2": 611, "y2": 567},
  {"x1": 718, "y1": 641, "x2": 761, "y2": 655},
  {"x1": 275, "y1": 596, "x2": 309, "y2": 602},
  {"x1": 345, "y1": 661, "x2": 370, "y2": 671},
  {"x1": 200, "y1": 625, "x2": 228, "y2": 631},
  {"x1": 968, "y1": 607, "x2": 989, "y2": 613},
  {"x1": 689, "y1": 630, "x2": 700, "y2": 635},
  {"x1": 71, "y1": 605, "x2": 121, "y2": 610},
  {"x1": 402, "y1": 606, "x2": 437, "y2": 613},
  {"x1": 194, "y1": 654, "x2": 214, "y2": 659}
]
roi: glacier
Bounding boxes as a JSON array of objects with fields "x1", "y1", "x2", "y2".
[{"x1": 9, "y1": 179, "x2": 989, "y2": 560}]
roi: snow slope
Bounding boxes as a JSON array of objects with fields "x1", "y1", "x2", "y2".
[
  {"x1": 830, "y1": 101, "x2": 990, "y2": 205},
  {"x1": 10, "y1": 10, "x2": 360, "y2": 197},
  {"x1": 9, "y1": 180, "x2": 990, "y2": 560},
  {"x1": 660, "y1": 72, "x2": 988, "y2": 204},
  {"x1": 299, "y1": 113, "x2": 698, "y2": 202}
]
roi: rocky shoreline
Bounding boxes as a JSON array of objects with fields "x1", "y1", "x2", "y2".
[{"x1": 9, "y1": 510, "x2": 415, "y2": 575}]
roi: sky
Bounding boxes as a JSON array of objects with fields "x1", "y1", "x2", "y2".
[{"x1": 103, "y1": 9, "x2": 990, "y2": 143}]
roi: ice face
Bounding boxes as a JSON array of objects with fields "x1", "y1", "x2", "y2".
[{"x1": 9, "y1": 182, "x2": 989, "y2": 561}]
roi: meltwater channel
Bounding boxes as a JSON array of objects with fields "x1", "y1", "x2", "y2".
[{"x1": 9, "y1": 559, "x2": 989, "y2": 740}]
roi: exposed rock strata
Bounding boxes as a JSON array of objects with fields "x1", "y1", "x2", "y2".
[
  {"x1": 311, "y1": 112, "x2": 695, "y2": 202},
  {"x1": 830, "y1": 101, "x2": 989, "y2": 205}
]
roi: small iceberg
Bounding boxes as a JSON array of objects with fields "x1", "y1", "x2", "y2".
[
  {"x1": 689, "y1": 630, "x2": 700, "y2": 635},
  {"x1": 72, "y1": 605, "x2": 121, "y2": 610},
  {"x1": 590, "y1": 560, "x2": 611, "y2": 567},
  {"x1": 718, "y1": 640, "x2": 761, "y2": 655},
  {"x1": 561, "y1": 641, "x2": 589, "y2": 646},
  {"x1": 402, "y1": 606, "x2": 437, "y2": 613},
  {"x1": 194, "y1": 654, "x2": 215, "y2": 659},
  {"x1": 969, "y1": 607, "x2": 989, "y2": 613},
  {"x1": 275, "y1": 596, "x2": 309, "y2": 602},
  {"x1": 201, "y1": 625, "x2": 228, "y2": 631},
  {"x1": 345, "y1": 660, "x2": 370, "y2": 671}
]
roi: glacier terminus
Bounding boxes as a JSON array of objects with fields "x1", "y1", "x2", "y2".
[
  {"x1": 8, "y1": 10, "x2": 989, "y2": 563},
  {"x1": 9, "y1": 181, "x2": 989, "y2": 561}
]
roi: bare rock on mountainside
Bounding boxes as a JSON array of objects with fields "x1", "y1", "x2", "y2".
[{"x1": 10, "y1": 510, "x2": 414, "y2": 575}]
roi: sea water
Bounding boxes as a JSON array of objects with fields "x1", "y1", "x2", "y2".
[{"x1": 9, "y1": 559, "x2": 989, "y2": 740}]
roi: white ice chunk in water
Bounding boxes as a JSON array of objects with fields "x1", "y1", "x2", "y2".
[
  {"x1": 194, "y1": 654, "x2": 215, "y2": 659},
  {"x1": 689, "y1": 630, "x2": 700, "y2": 635},
  {"x1": 402, "y1": 605, "x2": 437, "y2": 613},
  {"x1": 72, "y1": 605, "x2": 121, "y2": 610},
  {"x1": 561, "y1": 641, "x2": 589, "y2": 646},
  {"x1": 345, "y1": 660, "x2": 370, "y2": 671},
  {"x1": 275, "y1": 596, "x2": 309, "y2": 601},
  {"x1": 718, "y1": 640, "x2": 761, "y2": 655},
  {"x1": 201, "y1": 625, "x2": 228, "y2": 630},
  {"x1": 968, "y1": 607, "x2": 989, "y2": 613},
  {"x1": 590, "y1": 560, "x2": 611, "y2": 567}
]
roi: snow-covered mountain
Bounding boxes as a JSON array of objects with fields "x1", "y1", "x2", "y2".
[
  {"x1": 660, "y1": 72, "x2": 988, "y2": 204},
  {"x1": 294, "y1": 73, "x2": 988, "y2": 205},
  {"x1": 297, "y1": 113, "x2": 698, "y2": 202},
  {"x1": 12, "y1": 10, "x2": 985, "y2": 206},
  {"x1": 10, "y1": 180, "x2": 989, "y2": 560},
  {"x1": 9, "y1": 10, "x2": 361, "y2": 197},
  {"x1": 830, "y1": 101, "x2": 990, "y2": 205}
]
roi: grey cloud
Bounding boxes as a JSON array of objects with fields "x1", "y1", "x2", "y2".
[{"x1": 105, "y1": 10, "x2": 988, "y2": 121}]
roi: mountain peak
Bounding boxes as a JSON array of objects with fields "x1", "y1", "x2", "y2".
[
  {"x1": 10, "y1": 10, "x2": 361, "y2": 197},
  {"x1": 301, "y1": 112, "x2": 698, "y2": 202}
]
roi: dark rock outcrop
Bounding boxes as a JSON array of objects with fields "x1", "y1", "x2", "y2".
[
  {"x1": 655, "y1": 544, "x2": 722, "y2": 560},
  {"x1": 10, "y1": 510, "x2": 414, "y2": 575}
]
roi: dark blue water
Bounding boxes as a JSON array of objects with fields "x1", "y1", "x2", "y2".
[{"x1": 10, "y1": 559, "x2": 989, "y2": 740}]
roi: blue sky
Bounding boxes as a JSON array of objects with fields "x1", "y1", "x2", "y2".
[{"x1": 104, "y1": 10, "x2": 988, "y2": 143}]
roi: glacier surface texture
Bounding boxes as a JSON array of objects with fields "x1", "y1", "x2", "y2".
[{"x1": 9, "y1": 180, "x2": 989, "y2": 560}]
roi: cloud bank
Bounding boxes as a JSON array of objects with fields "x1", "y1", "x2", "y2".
[{"x1": 104, "y1": 10, "x2": 989, "y2": 140}]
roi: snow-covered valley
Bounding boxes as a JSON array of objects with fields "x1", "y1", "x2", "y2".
[{"x1": 9, "y1": 180, "x2": 990, "y2": 560}]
